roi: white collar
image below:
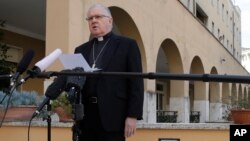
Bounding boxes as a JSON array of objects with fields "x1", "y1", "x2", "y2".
[{"x1": 97, "y1": 36, "x2": 104, "y2": 41}]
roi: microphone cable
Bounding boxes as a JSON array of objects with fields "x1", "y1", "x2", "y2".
[
  {"x1": 27, "y1": 115, "x2": 33, "y2": 141},
  {"x1": 0, "y1": 93, "x2": 8, "y2": 104},
  {"x1": 0, "y1": 83, "x2": 18, "y2": 127}
]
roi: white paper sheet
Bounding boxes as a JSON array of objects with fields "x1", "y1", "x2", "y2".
[{"x1": 59, "y1": 53, "x2": 100, "y2": 72}]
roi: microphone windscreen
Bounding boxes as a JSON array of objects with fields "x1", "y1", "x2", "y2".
[
  {"x1": 17, "y1": 49, "x2": 35, "y2": 74},
  {"x1": 35, "y1": 48, "x2": 62, "y2": 72},
  {"x1": 45, "y1": 70, "x2": 69, "y2": 100},
  {"x1": 66, "y1": 67, "x2": 86, "y2": 90}
]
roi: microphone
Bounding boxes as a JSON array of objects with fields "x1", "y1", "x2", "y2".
[
  {"x1": 13, "y1": 49, "x2": 35, "y2": 79},
  {"x1": 66, "y1": 67, "x2": 86, "y2": 102},
  {"x1": 65, "y1": 67, "x2": 86, "y2": 121},
  {"x1": 5, "y1": 49, "x2": 34, "y2": 94},
  {"x1": 31, "y1": 71, "x2": 67, "y2": 119},
  {"x1": 35, "y1": 48, "x2": 62, "y2": 73},
  {"x1": 19, "y1": 49, "x2": 62, "y2": 85}
]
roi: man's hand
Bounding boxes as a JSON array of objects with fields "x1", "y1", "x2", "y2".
[{"x1": 124, "y1": 117, "x2": 137, "y2": 138}]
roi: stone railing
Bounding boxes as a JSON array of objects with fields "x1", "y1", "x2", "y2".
[
  {"x1": 157, "y1": 110, "x2": 178, "y2": 123},
  {"x1": 190, "y1": 111, "x2": 200, "y2": 123}
]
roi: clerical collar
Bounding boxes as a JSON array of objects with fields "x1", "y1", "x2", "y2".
[
  {"x1": 97, "y1": 36, "x2": 104, "y2": 41},
  {"x1": 95, "y1": 32, "x2": 112, "y2": 42}
]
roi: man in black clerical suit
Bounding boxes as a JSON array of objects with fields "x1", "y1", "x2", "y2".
[{"x1": 74, "y1": 3, "x2": 144, "y2": 141}]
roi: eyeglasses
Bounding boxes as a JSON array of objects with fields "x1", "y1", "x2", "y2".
[{"x1": 86, "y1": 15, "x2": 110, "y2": 21}]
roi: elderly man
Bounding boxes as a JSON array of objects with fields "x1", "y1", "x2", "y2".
[{"x1": 74, "y1": 4, "x2": 144, "y2": 141}]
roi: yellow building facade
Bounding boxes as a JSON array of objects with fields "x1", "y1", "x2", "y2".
[{"x1": 45, "y1": 0, "x2": 249, "y2": 123}]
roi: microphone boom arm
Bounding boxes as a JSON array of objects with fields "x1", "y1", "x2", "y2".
[{"x1": 36, "y1": 71, "x2": 250, "y2": 84}]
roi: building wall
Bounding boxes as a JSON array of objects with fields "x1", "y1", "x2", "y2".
[
  {"x1": 0, "y1": 124, "x2": 229, "y2": 141},
  {"x1": 241, "y1": 48, "x2": 250, "y2": 73},
  {"x1": 180, "y1": 0, "x2": 242, "y2": 61},
  {"x1": 46, "y1": 0, "x2": 247, "y2": 73},
  {"x1": 0, "y1": 0, "x2": 249, "y2": 140},
  {"x1": 45, "y1": 0, "x2": 249, "y2": 123}
]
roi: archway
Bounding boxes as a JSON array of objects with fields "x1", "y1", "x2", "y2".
[
  {"x1": 238, "y1": 84, "x2": 243, "y2": 100},
  {"x1": 231, "y1": 84, "x2": 237, "y2": 98},
  {"x1": 109, "y1": 6, "x2": 146, "y2": 72},
  {"x1": 109, "y1": 6, "x2": 148, "y2": 121},
  {"x1": 209, "y1": 67, "x2": 221, "y2": 121},
  {"x1": 189, "y1": 56, "x2": 207, "y2": 122},
  {"x1": 244, "y1": 87, "x2": 247, "y2": 100},
  {"x1": 222, "y1": 82, "x2": 230, "y2": 121},
  {"x1": 156, "y1": 39, "x2": 185, "y2": 122}
]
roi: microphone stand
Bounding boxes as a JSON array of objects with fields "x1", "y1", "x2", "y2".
[
  {"x1": 47, "y1": 102, "x2": 52, "y2": 141},
  {"x1": 40, "y1": 100, "x2": 52, "y2": 141},
  {"x1": 0, "y1": 74, "x2": 12, "y2": 79},
  {"x1": 67, "y1": 87, "x2": 84, "y2": 141}
]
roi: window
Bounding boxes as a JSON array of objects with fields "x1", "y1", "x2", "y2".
[
  {"x1": 230, "y1": 16, "x2": 233, "y2": 32},
  {"x1": 218, "y1": 28, "x2": 220, "y2": 38},
  {"x1": 196, "y1": 4, "x2": 208, "y2": 25},
  {"x1": 222, "y1": 4, "x2": 224, "y2": 21},
  {"x1": 219, "y1": 34, "x2": 224, "y2": 44},
  {"x1": 212, "y1": 22, "x2": 215, "y2": 34},
  {"x1": 226, "y1": 11, "x2": 229, "y2": 26},
  {"x1": 156, "y1": 82, "x2": 167, "y2": 111}
]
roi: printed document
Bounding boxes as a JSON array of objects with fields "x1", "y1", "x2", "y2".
[{"x1": 59, "y1": 53, "x2": 100, "y2": 72}]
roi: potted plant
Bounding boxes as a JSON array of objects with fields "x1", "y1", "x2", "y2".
[
  {"x1": 51, "y1": 91, "x2": 73, "y2": 122},
  {"x1": 222, "y1": 96, "x2": 250, "y2": 124},
  {"x1": 0, "y1": 90, "x2": 42, "y2": 121}
]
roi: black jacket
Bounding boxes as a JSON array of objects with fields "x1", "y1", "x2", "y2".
[{"x1": 74, "y1": 33, "x2": 144, "y2": 132}]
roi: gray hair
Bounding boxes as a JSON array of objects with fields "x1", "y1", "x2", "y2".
[{"x1": 87, "y1": 4, "x2": 112, "y2": 17}]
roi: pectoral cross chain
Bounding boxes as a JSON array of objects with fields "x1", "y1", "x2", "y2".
[{"x1": 92, "y1": 63, "x2": 96, "y2": 69}]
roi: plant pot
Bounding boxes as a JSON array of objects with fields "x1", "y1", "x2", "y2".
[
  {"x1": 0, "y1": 105, "x2": 36, "y2": 121},
  {"x1": 231, "y1": 109, "x2": 250, "y2": 124},
  {"x1": 54, "y1": 107, "x2": 73, "y2": 122}
]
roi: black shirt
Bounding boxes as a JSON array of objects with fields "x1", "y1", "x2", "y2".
[{"x1": 84, "y1": 32, "x2": 112, "y2": 98}]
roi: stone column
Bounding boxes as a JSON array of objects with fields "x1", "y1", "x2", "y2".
[
  {"x1": 170, "y1": 96, "x2": 190, "y2": 123},
  {"x1": 143, "y1": 91, "x2": 157, "y2": 123}
]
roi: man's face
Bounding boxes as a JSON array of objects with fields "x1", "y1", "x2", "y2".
[{"x1": 86, "y1": 8, "x2": 112, "y2": 37}]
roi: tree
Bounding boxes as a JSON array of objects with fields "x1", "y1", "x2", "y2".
[{"x1": 0, "y1": 20, "x2": 16, "y2": 90}]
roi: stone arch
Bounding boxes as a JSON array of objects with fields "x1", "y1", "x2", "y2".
[
  {"x1": 248, "y1": 87, "x2": 250, "y2": 101},
  {"x1": 238, "y1": 84, "x2": 243, "y2": 100},
  {"x1": 209, "y1": 67, "x2": 219, "y2": 103},
  {"x1": 222, "y1": 83, "x2": 230, "y2": 103},
  {"x1": 231, "y1": 83, "x2": 237, "y2": 98},
  {"x1": 222, "y1": 82, "x2": 230, "y2": 121},
  {"x1": 109, "y1": 6, "x2": 146, "y2": 72},
  {"x1": 108, "y1": 6, "x2": 149, "y2": 122},
  {"x1": 209, "y1": 67, "x2": 221, "y2": 121},
  {"x1": 189, "y1": 56, "x2": 207, "y2": 122},
  {"x1": 243, "y1": 87, "x2": 247, "y2": 100},
  {"x1": 156, "y1": 39, "x2": 185, "y2": 122}
]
